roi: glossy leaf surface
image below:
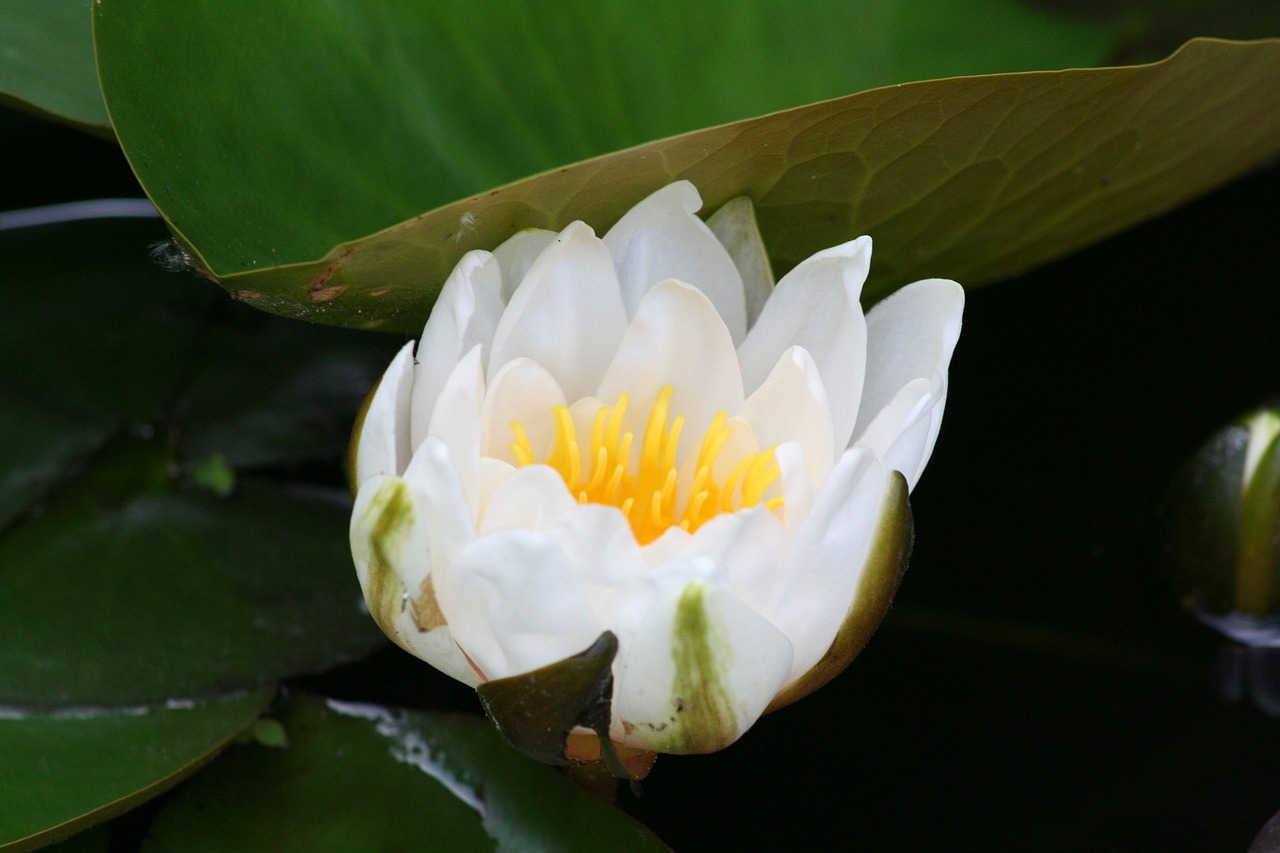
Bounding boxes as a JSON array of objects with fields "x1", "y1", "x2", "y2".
[
  {"x1": 0, "y1": 0, "x2": 110, "y2": 131},
  {"x1": 0, "y1": 689, "x2": 272, "y2": 851},
  {"x1": 141, "y1": 694, "x2": 669, "y2": 852},
  {"x1": 95, "y1": 0, "x2": 1130, "y2": 332}
]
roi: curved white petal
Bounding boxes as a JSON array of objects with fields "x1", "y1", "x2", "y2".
[
  {"x1": 597, "y1": 279, "x2": 744, "y2": 465},
  {"x1": 410, "y1": 251, "x2": 504, "y2": 447},
  {"x1": 491, "y1": 228, "x2": 558, "y2": 302},
  {"x1": 479, "y1": 464, "x2": 578, "y2": 535},
  {"x1": 542, "y1": 505, "x2": 650, "y2": 625},
  {"x1": 706, "y1": 195, "x2": 774, "y2": 330},
  {"x1": 402, "y1": 437, "x2": 476, "y2": 588},
  {"x1": 354, "y1": 341, "x2": 415, "y2": 486},
  {"x1": 437, "y1": 529, "x2": 603, "y2": 680},
  {"x1": 770, "y1": 448, "x2": 894, "y2": 683},
  {"x1": 349, "y1": 475, "x2": 480, "y2": 687},
  {"x1": 679, "y1": 506, "x2": 792, "y2": 618},
  {"x1": 737, "y1": 237, "x2": 871, "y2": 450},
  {"x1": 740, "y1": 345, "x2": 834, "y2": 487},
  {"x1": 426, "y1": 345, "x2": 485, "y2": 518},
  {"x1": 479, "y1": 358, "x2": 567, "y2": 463},
  {"x1": 488, "y1": 221, "x2": 628, "y2": 401},
  {"x1": 603, "y1": 181, "x2": 748, "y2": 343},
  {"x1": 855, "y1": 277, "x2": 963, "y2": 448},
  {"x1": 613, "y1": 572, "x2": 792, "y2": 753},
  {"x1": 773, "y1": 441, "x2": 816, "y2": 533},
  {"x1": 853, "y1": 376, "x2": 945, "y2": 491}
]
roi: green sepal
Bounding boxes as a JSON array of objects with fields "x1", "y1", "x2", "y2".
[{"x1": 477, "y1": 632, "x2": 637, "y2": 780}]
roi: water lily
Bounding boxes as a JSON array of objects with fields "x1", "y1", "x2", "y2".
[{"x1": 349, "y1": 181, "x2": 962, "y2": 769}]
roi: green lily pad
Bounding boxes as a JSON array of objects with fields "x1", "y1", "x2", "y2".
[
  {"x1": 0, "y1": 0, "x2": 110, "y2": 133},
  {"x1": 0, "y1": 688, "x2": 272, "y2": 851},
  {"x1": 141, "y1": 694, "x2": 669, "y2": 852},
  {"x1": 94, "y1": 0, "x2": 1126, "y2": 332},
  {"x1": 0, "y1": 479, "x2": 383, "y2": 708}
]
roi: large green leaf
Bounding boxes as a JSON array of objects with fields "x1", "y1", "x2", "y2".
[
  {"x1": 141, "y1": 694, "x2": 669, "y2": 852},
  {"x1": 0, "y1": 478, "x2": 382, "y2": 708},
  {"x1": 94, "y1": 0, "x2": 1121, "y2": 329},
  {"x1": 0, "y1": 217, "x2": 393, "y2": 707},
  {"x1": 0, "y1": 688, "x2": 272, "y2": 851},
  {"x1": 0, "y1": 0, "x2": 110, "y2": 133}
]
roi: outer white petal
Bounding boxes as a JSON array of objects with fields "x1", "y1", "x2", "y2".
[
  {"x1": 740, "y1": 345, "x2": 834, "y2": 487},
  {"x1": 853, "y1": 377, "x2": 939, "y2": 491},
  {"x1": 706, "y1": 195, "x2": 774, "y2": 330},
  {"x1": 436, "y1": 529, "x2": 604, "y2": 680},
  {"x1": 349, "y1": 474, "x2": 479, "y2": 687},
  {"x1": 603, "y1": 181, "x2": 748, "y2": 343},
  {"x1": 479, "y1": 464, "x2": 578, "y2": 535},
  {"x1": 479, "y1": 358, "x2": 567, "y2": 463},
  {"x1": 426, "y1": 345, "x2": 485, "y2": 519},
  {"x1": 410, "y1": 251, "x2": 504, "y2": 447},
  {"x1": 854, "y1": 277, "x2": 963, "y2": 455},
  {"x1": 736, "y1": 237, "x2": 872, "y2": 451},
  {"x1": 768, "y1": 448, "x2": 895, "y2": 683},
  {"x1": 488, "y1": 222, "x2": 628, "y2": 401},
  {"x1": 596, "y1": 279, "x2": 744, "y2": 464},
  {"x1": 491, "y1": 228, "x2": 558, "y2": 302},
  {"x1": 612, "y1": 569, "x2": 792, "y2": 753},
  {"x1": 402, "y1": 438, "x2": 476, "y2": 587},
  {"x1": 354, "y1": 340, "x2": 415, "y2": 485}
]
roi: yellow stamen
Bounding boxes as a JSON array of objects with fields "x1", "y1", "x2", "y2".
[{"x1": 510, "y1": 386, "x2": 783, "y2": 544}]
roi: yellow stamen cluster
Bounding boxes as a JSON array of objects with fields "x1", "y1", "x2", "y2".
[{"x1": 511, "y1": 386, "x2": 783, "y2": 545}]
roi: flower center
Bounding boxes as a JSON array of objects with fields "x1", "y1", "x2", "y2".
[{"x1": 510, "y1": 386, "x2": 783, "y2": 545}]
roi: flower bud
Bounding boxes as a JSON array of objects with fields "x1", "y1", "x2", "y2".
[{"x1": 1164, "y1": 407, "x2": 1280, "y2": 645}]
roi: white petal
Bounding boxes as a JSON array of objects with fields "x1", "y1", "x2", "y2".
[
  {"x1": 436, "y1": 530, "x2": 603, "y2": 679},
  {"x1": 544, "y1": 505, "x2": 648, "y2": 587},
  {"x1": 740, "y1": 346, "x2": 834, "y2": 486},
  {"x1": 596, "y1": 279, "x2": 744, "y2": 465},
  {"x1": 737, "y1": 236, "x2": 872, "y2": 450},
  {"x1": 349, "y1": 475, "x2": 480, "y2": 687},
  {"x1": 773, "y1": 441, "x2": 816, "y2": 532},
  {"x1": 402, "y1": 437, "x2": 477, "y2": 585},
  {"x1": 479, "y1": 464, "x2": 578, "y2": 535},
  {"x1": 853, "y1": 377, "x2": 941, "y2": 491},
  {"x1": 613, "y1": 572, "x2": 792, "y2": 753},
  {"x1": 410, "y1": 251, "x2": 504, "y2": 447},
  {"x1": 479, "y1": 358, "x2": 567, "y2": 463},
  {"x1": 354, "y1": 340, "x2": 415, "y2": 485},
  {"x1": 491, "y1": 228, "x2": 558, "y2": 302},
  {"x1": 426, "y1": 345, "x2": 485, "y2": 519},
  {"x1": 679, "y1": 506, "x2": 792, "y2": 618},
  {"x1": 770, "y1": 448, "x2": 894, "y2": 683},
  {"x1": 488, "y1": 221, "x2": 628, "y2": 401},
  {"x1": 603, "y1": 181, "x2": 748, "y2": 343},
  {"x1": 855, "y1": 277, "x2": 963, "y2": 451},
  {"x1": 706, "y1": 195, "x2": 774, "y2": 330}
]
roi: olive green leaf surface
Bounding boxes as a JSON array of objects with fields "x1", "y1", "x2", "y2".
[
  {"x1": 0, "y1": 0, "x2": 110, "y2": 133},
  {"x1": 94, "y1": 0, "x2": 1124, "y2": 332},
  {"x1": 0, "y1": 215, "x2": 398, "y2": 845},
  {"x1": 141, "y1": 694, "x2": 669, "y2": 853},
  {"x1": 0, "y1": 690, "x2": 272, "y2": 851},
  {"x1": 94, "y1": 0, "x2": 1277, "y2": 333}
]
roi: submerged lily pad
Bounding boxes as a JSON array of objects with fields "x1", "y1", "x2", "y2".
[
  {"x1": 141, "y1": 694, "x2": 669, "y2": 852},
  {"x1": 0, "y1": 689, "x2": 272, "y2": 851}
]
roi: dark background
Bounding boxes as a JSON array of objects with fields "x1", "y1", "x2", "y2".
[{"x1": 5, "y1": 96, "x2": 1279, "y2": 851}]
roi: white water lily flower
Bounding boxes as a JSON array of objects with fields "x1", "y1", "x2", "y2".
[{"x1": 350, "y1": 181, "x2": 962, "y2": 764}]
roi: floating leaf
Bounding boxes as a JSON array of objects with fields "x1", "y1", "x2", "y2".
[
  {"x1": 0, "y1": 0, "x2": 110, "y2": 133},
  {"x1": 0, "y1": 479, "x2": 383, "y2": 708},
  {"x1": 94, "y1": 0, "x2": 1127, "y2": 332},
  {"x1": 0, "y1": 689, "x2": 272, "y2": 851},
  {"x1": 142, "y1": 694, "x2": 669, "y2": 852}
]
